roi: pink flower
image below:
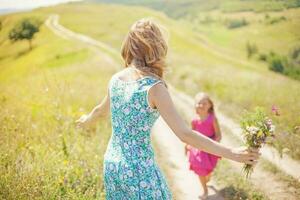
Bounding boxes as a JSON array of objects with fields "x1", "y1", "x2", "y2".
[{"x1": 271, "y1": 105, "x2": 280, "y2": 116}]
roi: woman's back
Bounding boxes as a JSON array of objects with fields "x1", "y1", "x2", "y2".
[
  {"x1": 103, "y1": 70, "x2": 172, "y2": 200},
  {"x1": 105, "y1": 72, "x2": 162, "y2": 162}
]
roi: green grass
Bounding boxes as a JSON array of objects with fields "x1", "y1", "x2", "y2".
[
  {"x1": 44, "y1": 49, "x2": 91, "y2": 68},
  {"x1": 92, "y1": 0, "x2": 300, "y2": 17},
  {"x1": 0, "y1": 10, "x2": 115, "y2": 200},
  {"x1": 0, "y1": 13, "x2": 93, "y2": 83},
  {"x1": 192, "y1": 9, "x2": 300, "y2": 58},
  {"x1": 213, "y1": 160, "x2": 269, "y2": 200}
]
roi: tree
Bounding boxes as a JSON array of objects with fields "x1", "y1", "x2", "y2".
[{"x1": 9, "y1": 18, "x2": 41, "y2": 50}]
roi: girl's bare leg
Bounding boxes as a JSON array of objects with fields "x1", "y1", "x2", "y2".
[
  {"x1": 206, "y1": 173, "x2": 212, "y2": 183},
  {"x1": 198, "y1": 176, "x2": 208, "y2": 199}
]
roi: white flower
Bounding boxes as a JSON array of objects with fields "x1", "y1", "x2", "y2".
[
  {"x1": 109, "y1": 164, "x2": 114, "y2": 171},
  {"x1": 156, "y1": 190, "x2": 162, "y2": 196},
  {"x1": 140, "y1": 181, "x2": 147, "y2": 188},
  {"x1": 246, "y1": 126, "x2": 259, "y2": 134},
  {"x1": 270, "y1": 125, "x2": 275, "y2": 133},
  {"x1": 130, "y1": 186, "x2": 136, "y2": 192},
  {"x1": 127, "y1": 170, "x2": 133, "y2": 177},
  {"x1": 150, "y1": 180, "x2": 156, "y2": 186},
  {"x1": 148, "y1": 159, "x2": 153, "y2": 166},
  {"x1": 111, "y1": 184, "x2": 116, "y2": 191},
  {"x1": 131, "y1": 130, "x2": 137, "y2": 135},
  {"x1": 135, "y1": 102, "x2": 141, "y2": 109}
]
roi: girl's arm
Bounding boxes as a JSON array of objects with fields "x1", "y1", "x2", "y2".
[
  {"x1": 185, "y1": 120, "x2": 195, "y2": 155},
  {"x1": 213, "y1": 116, "x2": 222, "y2": 142},
  {"x1": 149, "y1": 83, "x2": 260, "y2": 165},
  {"x1": 76, "y1": 88, "x2": 110, "y2": 128}
]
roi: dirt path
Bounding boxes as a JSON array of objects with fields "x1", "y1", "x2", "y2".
[
  {"x1": 152, "y1": 117, "x2": 225, "y2": 200},
  {"x1": 45, "y1": 14, "x2": 300, "y2": 199}
]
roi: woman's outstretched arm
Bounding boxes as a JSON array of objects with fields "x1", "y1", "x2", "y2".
[
  {"x1": 76, "y1": 88, "x2": 110, "y2": 128},
  {"x1": 149, "y1": 83, "x2": 260, "y2": 165}
]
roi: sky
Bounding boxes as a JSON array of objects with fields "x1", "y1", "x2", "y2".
[{"x1": 0, "y1": 0, "x2": 83, "y2": 10}]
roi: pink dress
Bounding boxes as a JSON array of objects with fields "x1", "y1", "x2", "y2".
[{"x1": 188, "y1": 113, "x2": 221, "y2": 176}]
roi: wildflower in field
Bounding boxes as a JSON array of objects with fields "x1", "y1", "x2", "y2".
[
  {"x1": 240, "y1": 107, "x2": 277, "y2": 178},
  {"x1": 271, "y1": 105, "x2": 280, "y2": 116}
]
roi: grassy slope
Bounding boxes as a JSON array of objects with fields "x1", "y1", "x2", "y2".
[
  {"x1": 0, "y1": 9, "x2": 115, "y2": 200},
  {"x1": 91, "y1": 1, "x2": 300, "y2": 61},
  {"x1": 0, "y1": 2, "x2": 299, "y2": 199},
  {"x1": 186, "y1": 8, "x2": 300, "y2": 64},
  {"x1": 46, "y1": 3, "x2": 300, "y2": 159},
  {"x1": 92, "y1": 0, "x2": 300, "y2": 13}
]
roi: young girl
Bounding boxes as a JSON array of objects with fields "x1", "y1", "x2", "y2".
[
  {"x1": 185, "y1": 92, "x2": 222, "y2": 199},
  {"x1": 76, "y1": 18, "x2": 260, "y2": 200}
]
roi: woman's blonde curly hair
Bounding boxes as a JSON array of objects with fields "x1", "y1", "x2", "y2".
[{"x1": 121, "y1": 18, "x2": 168, "y2": 82}]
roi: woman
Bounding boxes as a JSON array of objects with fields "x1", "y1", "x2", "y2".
[{"x1": 76, "y1": 18, "x2": 260, "y2": 200}]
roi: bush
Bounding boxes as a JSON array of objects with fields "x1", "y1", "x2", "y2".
[
  {"x1": 200, "y1": 15, "x2": 214, "y2": 24},
  {"x1": 266, "y1": 16, "x2": 287, "y2": 25},
  {"x1": 265, "y1": 14, "x2": 270, "y2": 19},
  {"x1": 268, "y1": 54, "x2": 285, "y2": 73},
  {"x1": 284, "y1": 65, "x2": 300, "y2": 80},
  {"x1": 290, "y1": 46, "x2": 300, "y2": 61},
  {"x1": 264, "y1": 47, "x2": 300, "y2": 80},
  {"x1": 258, "y1": 53, "x2": 267, "y2": 61},
  {"x1": 227, "y1": 18, "x2": 249, "y2": 29},
  {"x1": 283, "y1": 47, "x2": 300, "y2": 80},
  {"x1": 246, "y1": 42, "x2": 258, "y2": 59}
]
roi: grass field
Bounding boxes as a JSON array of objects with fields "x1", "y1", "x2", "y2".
[
  {"x1": 0, "y1": 1, "x2": 300, "y2": 199},
  {"x1": 0, "y1": 10, "x2": 115, "y2": 199}
]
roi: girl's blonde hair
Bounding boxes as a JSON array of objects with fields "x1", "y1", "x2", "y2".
[
  {"x1": 195, "y1": 92, "x2": 215, "y2": 114},
  {"x1": 121, "y1": 18, "x2": 168, "y2": 80}
]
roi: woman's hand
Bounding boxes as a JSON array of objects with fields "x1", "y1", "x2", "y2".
[
  {"x1": 230, "y1": 147, "x2": 261, "y2": 165},
  {"x1": 75, "y1": 114, "x2": 92, "y2": 129},
  {"x1": 75, "y1": 92, "x2": 110, "y2": 129}
]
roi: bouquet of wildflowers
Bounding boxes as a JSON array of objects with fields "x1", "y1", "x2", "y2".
[{"x1": 240, "y1": 107, "x2": 276, "y2": 178}]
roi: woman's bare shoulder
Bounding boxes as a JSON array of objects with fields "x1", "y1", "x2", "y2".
[{"x1": 149, "y1": 81, "x2": 168, "y2": 95}]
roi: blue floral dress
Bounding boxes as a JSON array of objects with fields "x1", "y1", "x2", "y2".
[{"x1": 103, "y1": 74, "x2": 172, "y2": 200}]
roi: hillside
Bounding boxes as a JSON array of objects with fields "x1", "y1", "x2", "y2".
[{"x1": 36, "y1": 2, "x2": 300, "y2": 159}]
